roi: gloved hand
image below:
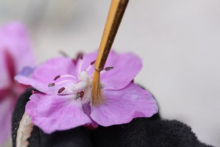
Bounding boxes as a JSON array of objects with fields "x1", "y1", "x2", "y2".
[{"x1": 12, "y1": 89, "x2": 212, "y2": 147}]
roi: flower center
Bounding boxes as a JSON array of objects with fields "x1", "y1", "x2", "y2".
[
  {"x1": 49, "y1": 71, "x2": 91, "y2": 104},
  {"x1": 47, "y1": 60, "x2": 114, "y2": 104}
]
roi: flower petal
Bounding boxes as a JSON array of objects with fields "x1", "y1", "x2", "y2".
[
  {"x1": 15, "y1": 75, "x2": 54, "y2": 94},
  {"x1": 80, "y1": 51, "x2": 142, "y2": 90},
  {"x1": 91, "y1": 83, "x2": 158, "y2": 126},
  {"x1": 0, "y1": 88, "x2": 10, "y2": 101},
  {"x1": 102, "y1": 51, "x2": 142, "y2": 90},
  {"x1": 82, "y1": 103, "x2": 98, "y2": 129},
  {"x1": 0, "y1": 22, "x2": 35, "y2": 88},
  {"x1": 15, "y1": 57, "x2": 77, "y2": 94},
  {"x1": 26, "y1": 94, "x2": 92, "y2": 134},
  {"x1": 0, "y1": 22, "x2": 35, "y2": 75},
  {"x1": 3, "y1": 49, "x2": 16, "y2": 83},
  {"x1": 17, "y1": 66, "x2": 34, "y2": 77},
  {"x1": 0, "y1": 96, "x2": 16, "y2": 144},
  {"x1": 31, "y1": 57, "x2": 77, "y2": 83}
]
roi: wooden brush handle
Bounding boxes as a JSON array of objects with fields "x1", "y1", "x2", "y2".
[{"x1": 95, "y1": 0, "x2": 129, "y2": 71}]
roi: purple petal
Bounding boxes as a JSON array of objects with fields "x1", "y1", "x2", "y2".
[
  {"x1": 101, "y1": 51, "x2": 142, "y2": 90},
  {"x1": 82, "y1": 103, "x2": 98, "y2": 129},
  {"x1": 26, "y1": 94, "x2": 92, "y2": 134},
  {"x1": 15, "y1": 57, "x2": 77, "y2": 94},
  {"x1": 3, "y1": 49, "x2": 16, "y2": 83},
  {"x1": 91, "y1": 83, "x2": 158, "y2": 126},
  {"x1": 0, "y1": 96, "x2": 16, "y2": 144},
  {"x1": 0, "y1": 22, "x2": 35, "y2": 73},
  {"x1": 31, "y1": 57, "x2": 77, "y2": 83},
  {"x1": 80, "y1": 51, "x2": 142, "y2": 90},
  {"x1": 0, "y1": 88, "x2": 10, "y2": 101},
  {"x1": 0, "y1": 22, "x2": 35, "y2": 88},
  {"x1": 0, "y1": 52, "x2": 10, "y2": 88},
  {"x1": 17, "y1": 66, "x2": 34, "y2": 77},
  {"x1": 78, "y1": 51, "x2": 97, "y2": 75}
]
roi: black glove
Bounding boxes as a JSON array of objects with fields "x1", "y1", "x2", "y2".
[{"x1": 12, "y1": 89, "x2": 212, "y2": 147}]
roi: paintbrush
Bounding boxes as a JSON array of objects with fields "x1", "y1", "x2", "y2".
[{"x1": 91, "y1": 0, "x2": 129, "y2": 106}]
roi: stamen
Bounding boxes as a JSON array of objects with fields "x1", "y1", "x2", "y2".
[
  {"x1": 86, "y1": 60, "x2": 96, "y2": 72},
  {"x1": 75, "y1": 91, "x2": 84, "y2": 100},
  {"x1": 55, "y1": 80, "x2": 76, "y2": 86},
  {"x1": 58, "y1": 87, "x2": 65, "y2": 94},
  {"x1": 105, "y1": 67, "x2": 114, "y2": 71},
  {"x1": 77, "y1": 59, "x2": 83, "y2": 73},
  {"x1": 54, "y1": 75, "x2": 61, "y2": 81},
  {"x1": 90, "y1": 60, "x2": 96, "y2": 65},
  {"x1": 80, "y1": 91, "x2": 84, "y2": 98},
  {"x1": 48, "y1": 83, "x2": 55, "y2": 87},
  {"x1": 54, "y1": 75, "x2": 77, "y2": 81},
  {"x1": 73, "y1": 53, "x2": 84, "y2": 65},
  {"x1": 77, "y1": 52, "x2": 83, "y2": 60},
  {"x1": 61, "y1": 75, "x2": 76, "y2": 80}
]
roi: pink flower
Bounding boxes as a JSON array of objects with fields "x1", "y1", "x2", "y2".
[
  {"x1": 15, "y1": 51, "x2": 158, "y2": 134},
  {"x1": 0, "y1": 22, "x2": 36, "y2": 144}
]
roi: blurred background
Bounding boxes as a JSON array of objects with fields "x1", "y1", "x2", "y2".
[{"x1": 1, "y1": 0, "x2": 219, "y2": 146}]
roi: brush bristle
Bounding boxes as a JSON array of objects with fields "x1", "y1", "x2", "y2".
[{"x1": 92, "y1": 70, "x2": 105, "y2": 106}]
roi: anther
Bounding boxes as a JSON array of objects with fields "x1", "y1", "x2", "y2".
[
  {"x1": 75, "y1": 91, "x2": 84, "y2": 100},
  {"x1": 79, "y1": 91, "x2": 84, "y2": 98},
  {"x1": 105, "y1": 67, "x2": 114, "y2": 71},
  {"x1": 77, "y1": 52, "x2": 83, "y2": 60},
  {"x1": 54, "y1": 75, "x2": 61, "y2": 81},
  {"x1": 75, "y1": 93, "x2": 81, "y2": 99},
  {"x1": 48, "y1": 83, "x2": 55, "y2": 87},
  {"x1": 90, "y1": 60, "x2": 96, "y2": 65},
  {"x1": 58, "y1": 87, "x2": 65, "y2": 94}
]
